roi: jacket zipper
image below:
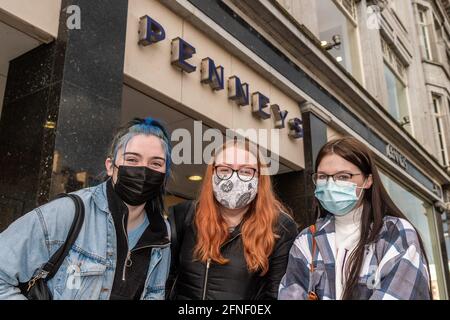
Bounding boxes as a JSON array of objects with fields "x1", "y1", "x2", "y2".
[
  {"x1": 122, "y1": 214, "x2": 131, "y2": 281},
  {"x1": 202, "y1": 258, "x2": 211, "y2": 300},
  {"x1": 201, "y1": 233, "x2": 241, "y2": 300},
  {"x1": 121, "y1": 211, "x2": 170, "y2": 281}
]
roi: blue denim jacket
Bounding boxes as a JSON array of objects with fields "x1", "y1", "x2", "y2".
[{"x1": 0, "y1": 182, "x2": 171, "y2": 300}]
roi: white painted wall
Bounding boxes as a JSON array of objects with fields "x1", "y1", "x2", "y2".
[
  {"x1": 0, "y1": 0, "x2": 58, "y2": 117},
  {"x1": 276, "y1": 0, "x2": 319, "y2": 37},
  {"x1": 327, "y1": 126, "x2": 343, "y2": 141},
  {"x1": 0, "y1": 0, "x2": 61, "y2": 39},
  {"x1": 125, "y1": 0, "x2": 305, "y2": 170}
]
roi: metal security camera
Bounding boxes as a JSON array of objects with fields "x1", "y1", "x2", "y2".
[
  {"x1": 332, "y1": 35, "x2": 341, "y2": 50},
  {"x1": 322, "y1": 35, "x2": 342, "y2": 51},
  {"x1": 400, "y1": 116, "x2": 411, "y2": 127}
]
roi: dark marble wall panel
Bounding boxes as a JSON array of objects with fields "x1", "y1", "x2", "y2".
[
  {"x1": 273, "y1": 111, "x2": 328, "y2": 230},
  {"x1": 0, "y1": 44, "x2": 58, "y2": 219},
  {"x1": 0, "y1": 0, "x2": 129, "y2": 230}
]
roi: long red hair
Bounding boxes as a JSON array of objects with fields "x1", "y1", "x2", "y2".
[{"x1": 194, "y1": 140, "x2": 286, "y2": 275}]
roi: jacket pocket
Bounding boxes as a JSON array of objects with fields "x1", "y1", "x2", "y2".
[{"x1": 53, "y1": 252, "x2": 107, "y2": 300}]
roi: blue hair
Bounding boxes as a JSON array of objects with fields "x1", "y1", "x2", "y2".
[{"x1": 111, "y1": 117, "x2": 172, "y2": 177}]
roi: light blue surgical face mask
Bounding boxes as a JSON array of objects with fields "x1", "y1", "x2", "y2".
[{"x1": 314, "y1": 179, "x2": 366, "y2": 216}]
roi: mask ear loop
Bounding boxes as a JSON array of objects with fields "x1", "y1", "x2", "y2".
[
  {"x1": 355, "y1": 174, "x2": 371, "y2": 200},
  {"x1": 110, "y1": 156, "x2": 123, "y2": 188},
  {"x1": 110, "y1": 161, "x2": 118, "y2": 188}
]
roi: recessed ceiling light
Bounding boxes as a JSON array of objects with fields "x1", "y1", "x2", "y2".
[
  {"x1": 188, "y1": 175, "x2": 203, "y2": 181},
  {"x1": 44, "y1": 121, "x2": 56, "y2": 129},
  {"x1": 336, "y1": 56, "x2": 343, "y2": 62}
]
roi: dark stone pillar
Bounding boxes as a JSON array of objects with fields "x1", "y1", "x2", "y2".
[
  {"x1": 0, "y1": 0, "x2": 129, "y2": 231},
  {"x1": 273, "y1": 103, "x2": 328, "y2": 230}
]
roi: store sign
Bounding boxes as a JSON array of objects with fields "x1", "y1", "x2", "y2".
[
  {"x1": 138, "y1": 15, "x2": 303, "y2": 139},
  {"x1": 386, "y1": 144, "x2": 407, "y2": 169}
]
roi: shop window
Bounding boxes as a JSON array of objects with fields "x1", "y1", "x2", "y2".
[
  {"x1": 432, "y1": 95, "x2": 448, "y2": 166},
  {"x1": 442, "y1": 212, "x2": 450, "y2": 277},
  {"x1": 380, "y1": 172, "x2": 446, "y2": 299},
  {"x1": 316, "y1": 0, "x2": 363, "y2": 83}
]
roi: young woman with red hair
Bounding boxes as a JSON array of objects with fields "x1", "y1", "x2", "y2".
[{"x1": 167, "y1": 140, "x2": 298, "y2": 300}]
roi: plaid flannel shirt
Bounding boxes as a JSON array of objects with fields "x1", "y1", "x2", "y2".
[{"x1": 279, "y1": 213, "x2": 431, "y2": 300}]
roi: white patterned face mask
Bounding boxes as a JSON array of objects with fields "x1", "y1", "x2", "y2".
[{"x1": 212, "y1": 173, "x2": 258, "y2": 209}]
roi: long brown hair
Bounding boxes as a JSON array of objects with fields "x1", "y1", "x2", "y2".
[
  {"x1": 194, "y1": 139, "x2": 286, "y2": 275},
  {"x1": 314, "y1": 136, "x2": 432, "y2": 299}
]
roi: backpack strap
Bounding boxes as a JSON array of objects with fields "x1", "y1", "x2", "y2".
[
  {"x1": 309, "y1": 225, "x2": 317, "y2": 272},
  {"x1": 41, "y1": 194, "x2": 85, "y2": 281},
  {"x1": 307, "y1": 224, "x2": 319, "y2": 300}
]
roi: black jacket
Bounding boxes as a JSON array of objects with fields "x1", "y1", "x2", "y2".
[
  {"x1": 106, "y1": 179, "x2": 170, "y2": 300},
  {"x1": 167, "y1": 201, "x2": 298, "y2": 300}
]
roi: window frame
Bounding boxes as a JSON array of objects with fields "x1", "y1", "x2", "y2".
[
  {"x1": 381, "y1": 36, "x2": 407, "y2": 84},
  {"x1": 316, "y1": 0, "x2": 364, "y2": 84},
  {"x1": 418, "y1": 6, "x2": 434, "y2": 61},
  {"x1": 432, "y1": 94, "x2": 449, "y2": 166},
  {"x1": 333, "y1": 0, "x2": 358, "y2": 26},
  {"x1": 383, "y1": 62, "x2": 410, "y2": 127}
]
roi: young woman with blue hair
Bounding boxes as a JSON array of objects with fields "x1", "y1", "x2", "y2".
[{"x1": 0, "y1": 117, "x2": 172, "y2": 300}]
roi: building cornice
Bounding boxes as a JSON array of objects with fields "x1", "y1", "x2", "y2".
[
  {"x1": 232, "y1": 0, "x2": 450, "y2": 184},
  {"x1": 160, "y1": 0, "x2": 450, "y2": 188}
]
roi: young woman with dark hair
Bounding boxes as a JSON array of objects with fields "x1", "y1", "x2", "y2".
[{"x1": 279, "y1": 136, "x2": 431, "y2": 300}]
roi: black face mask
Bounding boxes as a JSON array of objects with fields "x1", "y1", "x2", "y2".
[{"x1": 112, "y1": 165, "x2": 165, "y2": 206}]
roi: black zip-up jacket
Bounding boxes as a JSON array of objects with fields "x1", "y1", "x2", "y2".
[
  {"x1": 167, "y1": 201, "x2": 298, "y2": 300},
  {"x1": 106, "y1": 179, "x2": 170, "y2": 300}
]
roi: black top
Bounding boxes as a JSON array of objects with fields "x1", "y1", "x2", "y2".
[
  {"x1": 167, "y1": 201, "x2": 298, "y2": 300},
  {"x1": 106, "y1": 179, "x2": 170, "y2": 300}
]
